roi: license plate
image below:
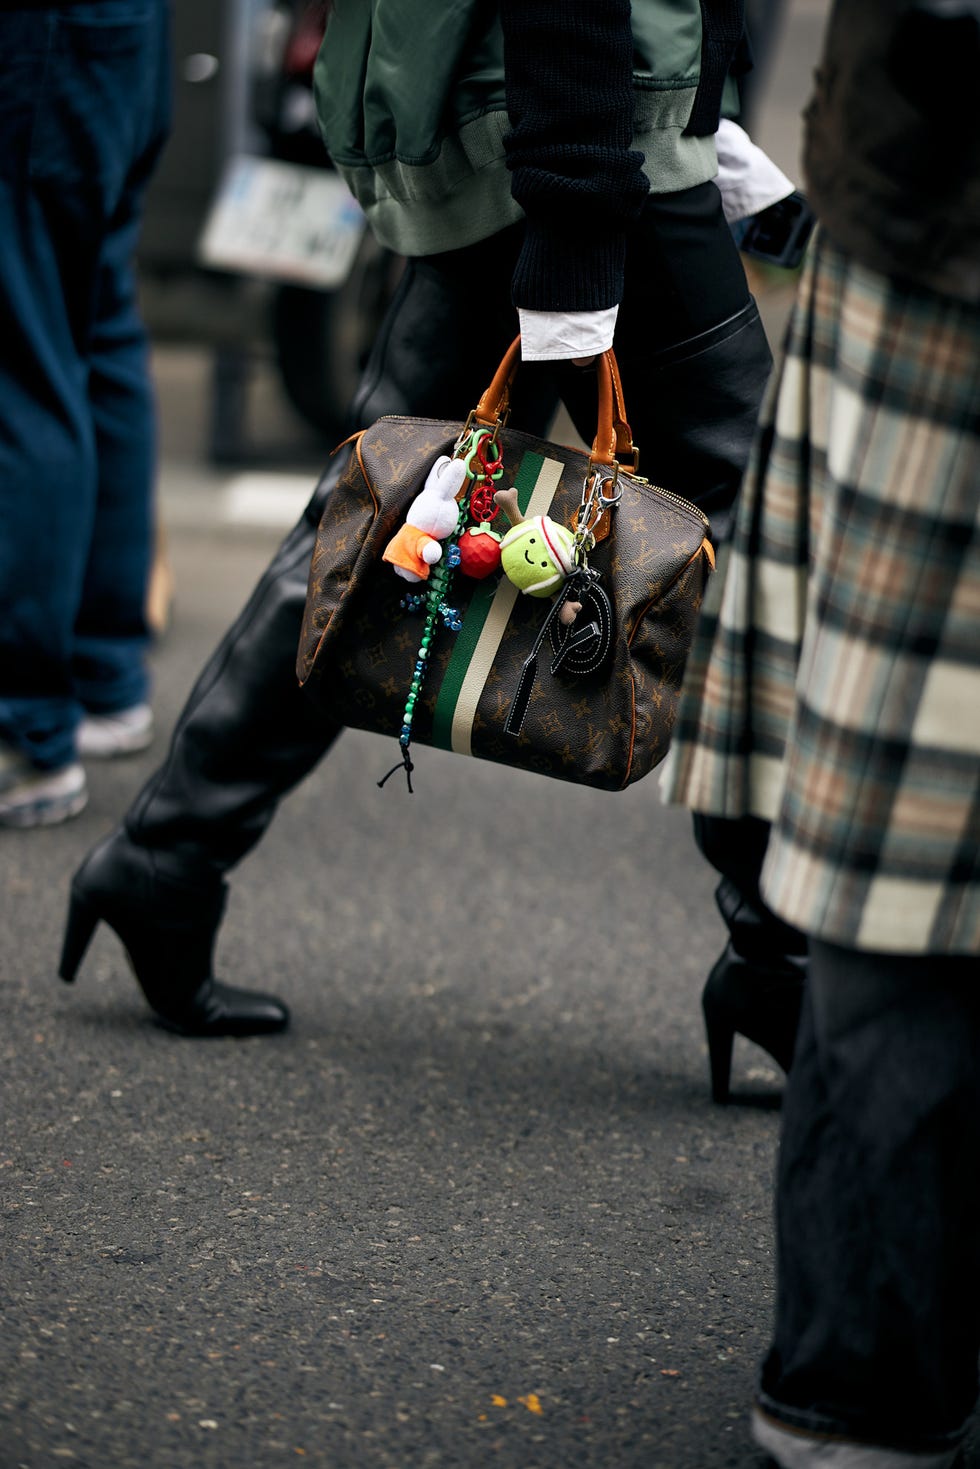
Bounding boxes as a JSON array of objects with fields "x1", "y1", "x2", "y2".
[{"x1": 198, "y1": 154, "x2": 366, "y2": 289}]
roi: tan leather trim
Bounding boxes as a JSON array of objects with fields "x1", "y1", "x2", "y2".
[
  {"x1": 355, "y1": 433, "x2": 380, "y2": 516},
  {"x1": 330, "y1": 429, "x2": 363, "y2": 455},
  {"x1": 619, "y1": 672, "x2": 638, "y2": 790}
]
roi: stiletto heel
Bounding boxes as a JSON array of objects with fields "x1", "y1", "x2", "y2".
[
  {"x1": 701, "y1": 942, "x2": 804, "y2": 1104},
  {"x1": 59, "y1": 891, "x2": 100, "y2": 983},
  {"x1": 703, "y1": 1004, "x2": 736, "y2": 1105},
  {"x1": 58, "y1": 830, "x2": 289, "y2": 1036}
]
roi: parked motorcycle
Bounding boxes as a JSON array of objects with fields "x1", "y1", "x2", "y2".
[{"x1": 246, "y1": 0, "x2": 405, "y2": 434}]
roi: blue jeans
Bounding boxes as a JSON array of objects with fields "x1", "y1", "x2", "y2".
[
  {"x1": 0, "y1": 0, "x2": 170, "y2": 770},
  {"x1": 760, "y1": 940, "x2": 980, "y2": 1454}
]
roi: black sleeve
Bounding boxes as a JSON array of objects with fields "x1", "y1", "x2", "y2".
[{"x1": 499, "y1": 0, "x2": 650, "y2": 312}]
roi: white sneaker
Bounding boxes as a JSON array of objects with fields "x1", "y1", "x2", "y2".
[
  {"x1": 77, "y1": 703, "x2": 154, "y2": 758},
  {"x1": 752, "y1": 1407, "x2": 961, "y2": 1469},
  {"x1": 0, "y1": 745, "x2": 87, "y2": 828}
]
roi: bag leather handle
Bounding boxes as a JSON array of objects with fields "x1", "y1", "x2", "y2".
[{"x1": 474, "y1": 337, "x2": 637, "y2": 474}]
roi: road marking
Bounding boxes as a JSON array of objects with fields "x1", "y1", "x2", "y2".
[
  {"x1": 224, "y1": 473, "x2": 314, "y2": 525},
  {"x1": 160, "y1": 466, "x2": 315, "y2": 530}
]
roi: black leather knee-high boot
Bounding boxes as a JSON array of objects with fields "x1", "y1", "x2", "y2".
[
  {"x1": 60, "y1": 231, "x2": 558, "y2": 1035},
  {"x1": 622, "y1": 297, "x2": 774, "y2": 539},
  {"x1": 555, "y1": 183, "x2": 775, "y2": 531},
  {"x1": 556, "y1": 295, "x2": 774, "y2": 538}
]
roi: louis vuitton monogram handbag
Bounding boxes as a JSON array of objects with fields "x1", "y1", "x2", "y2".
[{"x1": 297, "y1": 339, "x2": 714, "y2": 792}]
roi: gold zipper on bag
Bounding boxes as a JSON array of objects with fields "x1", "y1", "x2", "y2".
[{"x1": 628, "y1": 474, "x2": 710, "y2": 526}]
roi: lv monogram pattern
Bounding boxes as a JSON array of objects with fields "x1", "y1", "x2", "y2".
[{"x1": 298, "y1": 417, "x2": 710, "y2": 791}]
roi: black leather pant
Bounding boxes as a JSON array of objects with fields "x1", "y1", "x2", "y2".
[{"x1": 127, "y1": 186, "x2": 776, "y2": 929}]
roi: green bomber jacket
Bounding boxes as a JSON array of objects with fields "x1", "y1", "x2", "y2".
[{"x1": 313, "y1": 0, "x2": 743, "y2": 259}]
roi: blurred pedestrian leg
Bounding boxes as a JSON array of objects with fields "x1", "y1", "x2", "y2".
[
  {"x1": 0, "y1": 0, "x2": 170, "y2": 825},
  {"x1": 145, "y1": 519, "x2": 175, "y2": 641}
]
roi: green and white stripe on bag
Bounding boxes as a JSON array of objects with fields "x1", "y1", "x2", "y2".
[{"x1": 431, "y1": 449, "x2": 563, "y2": 757}]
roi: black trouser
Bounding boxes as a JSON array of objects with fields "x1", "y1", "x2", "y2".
[
  {"x1": 127, "y1": 184, "x2": 774, "y2": 906},
  {"x1": 759, "y1": 940, "x2": 980, "y2": 1455},
  {"x1": 695, "y1": 805, "x2": 979, "y2": 1449}
]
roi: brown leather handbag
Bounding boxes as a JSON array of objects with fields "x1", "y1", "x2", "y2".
[{"x1": 297, "y1": 340, "x2": 713, "y2": 792}]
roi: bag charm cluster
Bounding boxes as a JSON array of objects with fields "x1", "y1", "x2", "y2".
[
  {"x1": 379, "y1": 425, "x2": 618, "y2": 790},
  {"x1": 377, "y1": 426, "x2": 497, "y2": 789}
]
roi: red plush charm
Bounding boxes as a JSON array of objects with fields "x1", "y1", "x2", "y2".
[{"x1": 457, "y1": 523, "x2": 502, "y2": 579}]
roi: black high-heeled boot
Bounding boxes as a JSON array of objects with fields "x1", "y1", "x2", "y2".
[
  {"x1": 702, "y1": 942, "x2": 805, "y2": 1104},
  {"x1": 60, "y1": 829, "x2": 290, "y2": 1035},
  {"x1": 56, "y1": 495, "x2": 341, "y2": 1032},
  {"x1": 692, "y1": 815, "x2": 808, "y2": 1103}
]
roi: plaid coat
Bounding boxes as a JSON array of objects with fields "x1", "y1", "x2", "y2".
[{"x1": 662, "y1": 232, "x2": 979, "y2": 954}]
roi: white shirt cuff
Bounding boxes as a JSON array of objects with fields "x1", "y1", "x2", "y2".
[
  {"x1": 714, "y1": 118, "x2": 796, "y2": 225},
  {"x1": 518, "y1": 305, "x2": 619, "y2": 361}
]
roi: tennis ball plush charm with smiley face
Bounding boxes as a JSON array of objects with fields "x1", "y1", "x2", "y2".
[{"x1": 494, "y1": 487, "x2": 576, "y2": 598}]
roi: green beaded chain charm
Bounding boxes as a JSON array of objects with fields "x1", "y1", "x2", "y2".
[
  {"x1": 378, "y1": 489, "x2": 470, "y2": 793},
  {"x1": 378, "y1": 425, "x2": 503, "y2": 792}
]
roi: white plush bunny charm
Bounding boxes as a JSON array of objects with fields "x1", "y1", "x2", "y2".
[{"x1": 382, "y1": 454, "x2": 469, "y2": 582}]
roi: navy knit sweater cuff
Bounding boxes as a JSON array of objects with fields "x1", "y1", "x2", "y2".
[{"x1": 511, "y1": 222, "x2": 628, "y2": 313}]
